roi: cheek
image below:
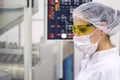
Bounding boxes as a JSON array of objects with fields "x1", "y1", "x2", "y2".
[
  {"x1": 73, "y1": 18, "x2": 78, "y2": 24},
  {"x1": 90, "y1": 30, "x2": 102, "y2": 44}
]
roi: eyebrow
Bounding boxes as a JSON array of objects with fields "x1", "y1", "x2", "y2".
[{"x1": 86, "y1": 23, "x2": 94, "y2": 27}]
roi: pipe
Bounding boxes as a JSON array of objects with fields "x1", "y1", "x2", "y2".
[{"x1": 24, "y1": 0, "x2": 32, "y2": 79}]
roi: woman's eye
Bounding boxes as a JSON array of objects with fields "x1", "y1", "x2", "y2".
[{"x1": 79, "y1": 27, "x2": 87, "y2": 33}]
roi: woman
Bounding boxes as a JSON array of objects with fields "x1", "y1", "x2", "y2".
[{"x1": 72, "y1": 2, "x2": 120, "y2": 80}]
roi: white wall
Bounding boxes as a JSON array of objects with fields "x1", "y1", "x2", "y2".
[{"x1": 93, "y1": 0, "x2": 120, "y2": 10}]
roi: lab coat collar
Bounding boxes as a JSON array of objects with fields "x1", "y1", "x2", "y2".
[{"x1": 90, "y1": 46, "x2": 119, "y2": 63}]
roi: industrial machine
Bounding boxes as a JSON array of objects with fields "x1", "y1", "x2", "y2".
[
  {"x1": 0, "y1": 0, "x2": 55, "y2": 80},
  {"x1": 0, "y1": 41, "x2": 55, "y2": 80}
]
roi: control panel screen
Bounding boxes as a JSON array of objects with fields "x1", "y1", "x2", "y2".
[{"x1": 47, "y1": 0, "x2": 92, "y2": 40}]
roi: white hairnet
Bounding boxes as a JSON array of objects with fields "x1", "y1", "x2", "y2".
[{"x1": 73, "y1": 2, "x2": 120, "y2": 36}]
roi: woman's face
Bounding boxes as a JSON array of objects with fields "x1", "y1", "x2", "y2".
[
  {"x1": 73, "y1": 17, "x2": 103, "y2": 44},
  {"x1": 73, "y1": 16, "x2": 96, "y2": 36}
]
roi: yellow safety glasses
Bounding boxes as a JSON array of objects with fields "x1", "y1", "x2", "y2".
[{"x1": 72, "y1": 23, "x2": 95, "y2": 36}]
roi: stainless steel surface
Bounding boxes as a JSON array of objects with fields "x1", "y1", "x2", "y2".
[
  {"x1": 0, "y1": 0, "x2": 38, "y2": 35},
  {"x1": 0, "y1": 52, "x2": 55, "y2": 80},
  {"x1": 0, "y1": 43, "x2": 56, "y2": 80},
  {"x1": 0, "y1": 9, "x2": 23, "y2": 35},
  {"x1": 0, "y1": 0, "x2": 25, "y2": 9},
  {"x1": 0, "y1": 49, "x2": 40, "y2": 65},
  {"x1": 0, "y1": 48, "x2": 23, "y2": 55},
  {"x1": 0, "y1": 0, "x2": 39, "y2": 80},
  {"x1": 0, "y1": 48, "x2": 39, "y2": 55},
  {"x1": 0, "y1": 63, "x2": 24, "y2": 79},
  {"x1": 24, "y1": 1, "x2": 33, "y2": 79},
  {"x1": 0, "y1": 72, "x2": 11, "y2": 80}
]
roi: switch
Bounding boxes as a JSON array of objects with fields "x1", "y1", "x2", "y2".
[
  {"x1": 61, "y1": 33, "x2": 67, "y2": 38},
  {"x1": 70, "y1": 33, "x2": 74, "y2": 38},
  {"x1": 55, "y1": 0, "x2": 59, "y2": 11},
  {"x1": 48, "y1": 33, "x2": 53, "y2": 38}
]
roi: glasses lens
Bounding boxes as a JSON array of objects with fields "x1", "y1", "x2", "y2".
[{"x1": 72, "y1": 24, "x2": 95, "y2": 36}]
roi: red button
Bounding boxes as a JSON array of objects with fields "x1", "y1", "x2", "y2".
[
  {"x1": 49, "y1": 0, "x2": 52, "y2": 4},
  {"x1": 48, "y1": 7, "x2": 52, "y2": 19},
  {"x1": 70, "y1": 33, "x2": 74, "y2": 38},
  {"x1": 48, "y1": 33, "x2": 53, "y2": 38},
  {"x1": 54, "y1": 24, "x2": 58, "y2": 29},
  {"x1": 48, "y1": 7, "x2": 52, "y2": 14},
  {"x1": 54, "y1": 33, "x2": 59, "y2": 37}
]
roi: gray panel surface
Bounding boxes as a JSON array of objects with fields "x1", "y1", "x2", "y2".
[{"x1": 0, "y1": 72, "x2": 11, "y2": 80}]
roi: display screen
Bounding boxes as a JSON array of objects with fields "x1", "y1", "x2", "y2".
[{"x1": 47, "y1": 0, "x2": 92, "y2": 40}]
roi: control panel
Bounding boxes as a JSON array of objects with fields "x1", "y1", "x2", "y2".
[{"x1": 47, "y1": 0, "x2": 92, "y2": 40}]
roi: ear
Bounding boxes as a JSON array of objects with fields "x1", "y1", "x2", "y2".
[
  {"x1": 100, "y1": 22, "x2": 108, "y2": 35},
  {"x1": 101, "y1": 22, "x2": 107, "y2": 26}
]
